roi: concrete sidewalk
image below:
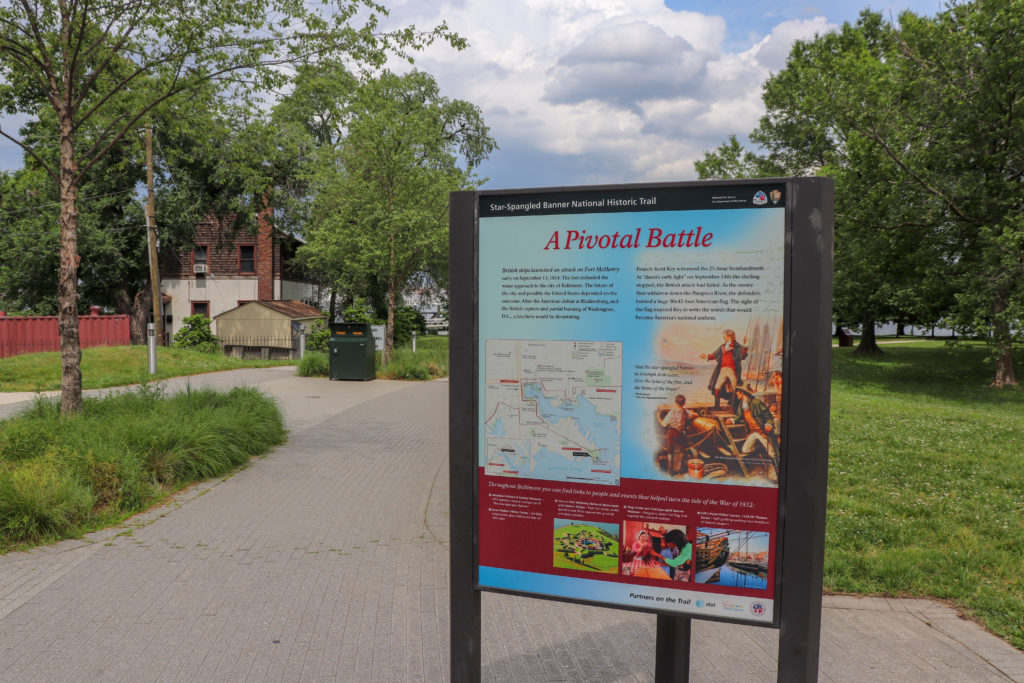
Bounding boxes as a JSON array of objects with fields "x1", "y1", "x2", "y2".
[{"x1": 0, "y1": 370, "x2": 1021, "y2": 681}]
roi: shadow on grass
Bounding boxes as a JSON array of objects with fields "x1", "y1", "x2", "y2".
[{"x1": 831, "y1": 342, "x2": 1024, "y2": 407}]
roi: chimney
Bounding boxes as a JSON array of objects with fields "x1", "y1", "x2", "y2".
[{"x1": 256, "y1": 201, "x2": 274, "y2": 301}]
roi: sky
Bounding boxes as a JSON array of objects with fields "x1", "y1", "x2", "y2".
[
  {"x1": 377, "y1": 0, "x2": 946, "y2": 189},
  {"x1": 0, "y1": 0, "x2": 946, "y2": 189}
]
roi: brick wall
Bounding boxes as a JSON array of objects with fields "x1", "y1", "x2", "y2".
[{"x1": 163, "y1": 215, "x2": 280, "y2": 282}]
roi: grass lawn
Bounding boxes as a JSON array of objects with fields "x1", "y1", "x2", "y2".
[
  {"x1": 827, "y1": 340, "x2": 1024, "y2": 649},
  {"x1": 0, "y1": 345, "x2": 293, "y2": 392}
]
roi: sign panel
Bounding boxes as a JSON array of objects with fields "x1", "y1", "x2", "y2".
[{"x1": 476, "y1": 182, "x2": 788, "y2": 624}]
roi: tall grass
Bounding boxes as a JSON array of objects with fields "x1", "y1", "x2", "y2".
[{"x1": 0, "y1": 384, "x2": 285, "y2": 550}]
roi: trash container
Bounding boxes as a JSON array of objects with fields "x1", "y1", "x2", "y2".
[
  {"x1": 328, "y1": 323, "x2": 376, "y2": 380},
  {"x1": 837, "y1": 328, "x2": 854, "y2": 347}
]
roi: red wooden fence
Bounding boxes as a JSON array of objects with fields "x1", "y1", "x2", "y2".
[{"x1": 0, "y1": 309, "x2": 130, "y2": 359}]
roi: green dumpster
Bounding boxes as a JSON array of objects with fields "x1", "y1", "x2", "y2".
[{"x1": 328, "y1": 323, "x2": 376, "y2": 380}]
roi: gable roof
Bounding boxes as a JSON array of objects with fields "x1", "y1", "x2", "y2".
[
  {"x1": 254, "y1": 300, "x2": 324, "y2": 318},
  {"x1": 213, "y1": 300, "x2": 324, "y2": 320}
]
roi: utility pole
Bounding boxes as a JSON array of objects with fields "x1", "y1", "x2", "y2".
[{"x1": 145, "y1": 125, "x2": 163, "y2": 345}]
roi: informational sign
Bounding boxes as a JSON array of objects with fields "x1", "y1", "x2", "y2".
[
  {"x1": 371, "y1": 324, "x2": 385, "y2": 351},
  {"x1": 476, "y1": 183, "x2": 788, "y2": 624}
]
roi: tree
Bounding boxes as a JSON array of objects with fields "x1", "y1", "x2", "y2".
[
  {"x1": 300, "y1": 69, "x2": 495, "y2": 362},
  {"x1": 884, "y1": 2, "x2": 1024, "y2": 385},
  {"x1": 0, "y1": 0, "x2": 459, "y2": 414},
  {"x1": 696, "y1": 11, "x2": 954, "y2": 356}
]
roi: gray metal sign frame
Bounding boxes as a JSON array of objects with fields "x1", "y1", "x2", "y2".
[{"x1": 449, "y1": 177, "x2": 833, "y2": 682}]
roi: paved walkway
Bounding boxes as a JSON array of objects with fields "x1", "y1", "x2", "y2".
[{"x1": 0, "y1": 368, "x2": 1021, "y2": 681}]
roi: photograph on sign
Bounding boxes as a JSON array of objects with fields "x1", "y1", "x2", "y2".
[{"x1": 477, "y1": 183, "x2": 785, "y2": 623}]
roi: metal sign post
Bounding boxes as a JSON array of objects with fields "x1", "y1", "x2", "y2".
[
  {"x1": 147, "y1": 322, "x2": 157, "y2": 375},
  {"x1": 449, "y1": 178, "x2": 833, "y2": 682}
]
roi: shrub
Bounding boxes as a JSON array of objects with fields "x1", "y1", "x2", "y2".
[
  {"x1": 306, "y1": 319, "x2": 331, "y2": 352},
  {"x1": 341, "y1": 297, "x2": 380, "y2": 325},
  {"x1": 173, "y1": 314, "x2": 218, "y2": 348},
  {"x1": 393, "y1": 305, "x2": 426, "y2": 346},
  {"x1": 297, "y1": 351, "x2": 329, "y2": 377}
]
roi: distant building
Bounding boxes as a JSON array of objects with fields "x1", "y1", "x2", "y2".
[{"x1": 160, "y1": 209, "x2": 324, "y2": 337}]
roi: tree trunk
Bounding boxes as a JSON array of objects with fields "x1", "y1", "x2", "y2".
[
  {"x1": 58, "y1": 112, "x2": 83, "y2": 415},
  {"x1": 991, "y1": 314, "x2": 1017, "y2": 387},
  {"x1": 130, "y1": 288, "x2": 153, "y2": 345},
  {"x1": 328, "y1": 289, "x2": 337, "y2": 323},
  {"x1": 854, "y1": 316, "x2": 883, "y2": 355},
  {"x1": 384, "y1": 278, "x2": 395, "y2": 365}
]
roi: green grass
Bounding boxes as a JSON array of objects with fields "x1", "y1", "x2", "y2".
[
  {"x1": 827, "y1": 341, "x2": 1024, "y2": 649},
  {"x1": 0, "y1": 345, "x2": 292, "y2": 392},
  {"x1": 0, "y1": 384, "x2": 286, "y2": 551},
  {"x1": 553, "y1": 523, "x2": 620, "y2": 573},
  {"x1": 297, "y1": 334, "x2": 449, "y2": 380}
]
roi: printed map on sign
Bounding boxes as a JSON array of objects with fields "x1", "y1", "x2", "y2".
[{"x1": 484, "y1": 339, "x2": 622, "y2": 485}]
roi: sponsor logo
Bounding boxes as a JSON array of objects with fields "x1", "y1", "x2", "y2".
[
  {"x1": 696, "y1": 600, "x2": 703, "y2": 608},
  {"x1": 769, "y1": 189, "x2": 782, "y2": 205},
  {"x1": 696, "y1": 600, "x2": 716, "y2": 609},
  {"x1": 750, "y1": 602, "x2": 766, "y2": 617},
  {"x1": 753, "y1": 191, "x2": 768, "y2": 205}
]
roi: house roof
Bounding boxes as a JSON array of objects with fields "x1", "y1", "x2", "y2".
[
  {"x1": 213, "y1": 300, "x2": 324, "y2": 320},
  {"x1": 252, "y1": 300, "x2": 324, "y2": 319}
]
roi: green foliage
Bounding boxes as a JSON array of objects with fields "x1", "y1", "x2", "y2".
[
  {"x1": 341, "y1": 297, "x2": 381, "y2": 325},
  {"x1": 392, "y1": 306, "x2": 426, "y2": 346},
  {"x1": 0, "y1": 385, "x2": 286, "y2": 548},
  {"x1": 298, "y1": 69, "x2": 495, "y2": 362},
  {"x1": 297, "y1": 351, "x2": 330, "y2": 377},
  {"x1": 172, "y1": 314, "x2": 219, "y2": 349},
  {"x1": 305, "y1": 320, "x2": 331, "y2": 352},
  {"x1": 697, "y1": 3, "x2": 1024, "y2": 381},
  {"x1": 0, "y1": 0, "x2": 464, "y2": 413}
]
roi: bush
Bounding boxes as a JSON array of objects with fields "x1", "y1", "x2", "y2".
[
  {"x1": 173, "y1": 314, "x2": 218, "y2": 348},
  {"x1": 306, "y1": 319, "x2": 331, "y2": 352},
  {"x1": 393, "y1": 305, "x2": 426, "y2": 346},
  {"x1": 297, "y1": 351, "x2": 329, "y2": 377},
  {"x1": 341, "y1": 297, "x2": 380, "y2": 325}
]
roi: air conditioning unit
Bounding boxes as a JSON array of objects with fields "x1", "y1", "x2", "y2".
[{"x1": 193, "y1": 264, "x2": 208, "y2": 274}]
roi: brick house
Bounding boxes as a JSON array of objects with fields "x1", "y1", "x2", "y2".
[{"x1": 160, "y1": 209, "x2": 323, "y2": 338}]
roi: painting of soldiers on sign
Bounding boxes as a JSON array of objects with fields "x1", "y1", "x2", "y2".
[{"x1": 650, "y1": 317, "x2": 782, "y2": 487}]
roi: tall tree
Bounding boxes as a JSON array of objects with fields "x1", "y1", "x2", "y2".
[
  {"x1": 0, "y1": 0, "x2": 459, "y2": 413},
  {"x1": 885, "y1": 2, "x2": 1024, "y2": 385},
  {"x1": 696, "y1": 11, "x2": 954, "y2": 356},
  {"x1": 299, "y1": 69, "x2": 495, "y2": 362}
]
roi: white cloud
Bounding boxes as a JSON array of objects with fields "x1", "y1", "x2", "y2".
[
  {"x1": 749, "y1": 17, "x2": 834, "y2": 71},
  {"x1": 377, "y1": 2, "x2": 837, "y2": 186}
]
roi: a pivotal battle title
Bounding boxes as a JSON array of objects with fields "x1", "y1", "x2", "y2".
[{"x1": 544, "y1": 227, "x2": 712, "y2": 251}]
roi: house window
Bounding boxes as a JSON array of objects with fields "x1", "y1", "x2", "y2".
[
  {"x1": 239, "y1": 245, "x2": 255, "y2": 273},
  {"x1": 191, "y1": 301, "x2": 210, "y2": 317},
  {"x1": 192, "y1": 245, "x2": 209, "y2": 275}
]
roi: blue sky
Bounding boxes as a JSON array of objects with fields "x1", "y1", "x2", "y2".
[{"x1": 0, "y1": 1, "x2": 948, "y2": 189}]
